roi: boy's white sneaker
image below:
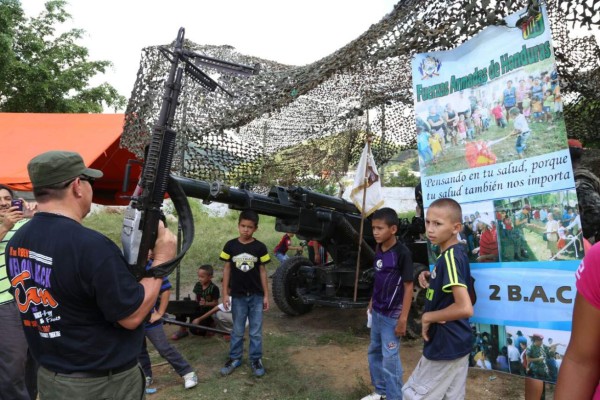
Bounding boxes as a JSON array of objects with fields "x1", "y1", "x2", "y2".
[
  {"x1": 183, "y1": 371, "x2": 198, "y2": 389},
  {"x1": 360, "y1": 393, "x2": 386, "y2": 400}
]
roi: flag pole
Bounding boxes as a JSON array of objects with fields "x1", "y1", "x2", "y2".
[{"x1": 353, "y1": 114, "x2": 371, "y2": 302}]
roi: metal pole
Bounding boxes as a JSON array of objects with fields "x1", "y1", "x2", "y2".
[
  {"x1": 175, "y1": 98, "x2": 188, "y2": 301},
  {"x1": 380, "y1": 104, "x2": 386, "y2": 183},
  {"x1": 353, "y1": 111, "x2": 371, "y2": 302}
]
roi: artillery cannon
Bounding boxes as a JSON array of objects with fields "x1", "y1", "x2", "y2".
[{"x1": 169, "y1": 176, "x2": 429, "y2": 335}]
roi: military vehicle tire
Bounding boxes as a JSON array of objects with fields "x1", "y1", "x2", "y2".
[
  {"x1": 273, "y1": 256, "x2": 315, "y2": 316},
  {"x1": 407, "y1": 263, "x2": 429, "y2": 338}
]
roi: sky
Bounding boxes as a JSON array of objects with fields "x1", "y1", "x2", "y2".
[
  {"x1": 21, "y1": 1, "x2": 599, "y2": 113},
  {"x1": 22, "y1": 0, "x2": 398, "y2": 107}
]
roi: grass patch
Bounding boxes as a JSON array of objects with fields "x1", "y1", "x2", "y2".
[{"x1": 315, "y1": 327, "x2": 368, "y2": 346}]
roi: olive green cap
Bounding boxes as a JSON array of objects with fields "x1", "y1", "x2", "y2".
[{"x1": 28, "y1": 151, "x2": 103, "y2": 188}]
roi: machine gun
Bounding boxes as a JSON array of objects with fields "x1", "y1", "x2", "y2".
[
  {"x1": 121, "y1": 28, "x2": 256, "y2": 279},
  {"x1": 169, "y1": 177, "x2": 430, "y2": 333}
]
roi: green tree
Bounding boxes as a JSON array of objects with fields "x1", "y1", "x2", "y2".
[
  {"x1": 0, "y1": 0, "x2": 126, "y2": 112},
  {"x1": 384, "y1": 166, "x2": 419, "y2": 187}
]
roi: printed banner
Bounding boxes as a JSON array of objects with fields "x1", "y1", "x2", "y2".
[{"x1": 412, "y1": 6, "x2": 579, "y2": 384}]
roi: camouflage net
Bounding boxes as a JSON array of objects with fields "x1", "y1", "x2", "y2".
[{"x1": 121, "y1": 0, "x2": 600, "y2": 189}]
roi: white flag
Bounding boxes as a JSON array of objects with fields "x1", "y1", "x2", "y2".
[{"x1": 350, "y1": 144, "x2": 384, "y2": 216}]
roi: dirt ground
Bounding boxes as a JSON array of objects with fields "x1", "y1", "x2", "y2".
[
  {"x1": 267, "y1": 305, "x2": 549, "y2": 400},
  {"x1": 156, "y1": 282, "x2": 554, "y2": 399}
]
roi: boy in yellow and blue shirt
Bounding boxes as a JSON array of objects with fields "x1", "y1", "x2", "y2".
[{"x1": 403, "y1": 198, "x2": 474, "y2": 400}]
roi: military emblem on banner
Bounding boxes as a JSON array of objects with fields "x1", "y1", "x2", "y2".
[{"x1": 418, "y1": 56, "x2": 442, "y2": 80}]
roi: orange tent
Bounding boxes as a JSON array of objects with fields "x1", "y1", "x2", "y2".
[{"x1": 0, "y1": 113, "x2": 142, "y2": 205}]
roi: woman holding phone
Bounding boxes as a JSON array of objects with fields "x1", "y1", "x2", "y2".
[{"x1": 0, "y1": 184, "x2": 37, "y2": 400}]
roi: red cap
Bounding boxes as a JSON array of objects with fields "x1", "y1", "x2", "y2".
[
  {"x1": 531, "y1": 333, "x2": 544, "y2": 341},
  {"x1": 568, "y1": 139, "x2": 583, "y2": 149}
]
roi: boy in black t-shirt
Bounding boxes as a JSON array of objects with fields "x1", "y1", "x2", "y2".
[
  {"x1": 219, "y1": 210, "x2": 271, "y2": 377},
  {"x1": 402, "y1": 198, "x2": 474, "y2": 400}
]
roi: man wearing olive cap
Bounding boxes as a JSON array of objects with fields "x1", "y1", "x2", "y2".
[{"x1": 5, "y1": 151, "x2": 176, "y2": 399}]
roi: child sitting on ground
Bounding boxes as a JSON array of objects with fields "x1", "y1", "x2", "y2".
[
  {"x1": 191, "y1": 302, "x2": 250, "y2": 341},
  {"x1": 171, "y1": 264, "x2": 220, "y2": 340}
]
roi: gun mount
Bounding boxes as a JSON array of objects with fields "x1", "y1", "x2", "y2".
[{"x1": 172, "y1": 175, "x2": 429, "y2": 334}]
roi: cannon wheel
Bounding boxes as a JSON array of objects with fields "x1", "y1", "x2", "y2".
[
  {"x1": 407, "y1": 263, "x2": 429, "y2": 339},
  {"x1": 273, "y1": 256, "x2": 315, "y2": 316}
]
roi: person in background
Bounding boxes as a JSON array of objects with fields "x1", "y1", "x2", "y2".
[
  {"x1": 509, "y1": 106, "x2": 531, "y2": 159},
  {"x1": 496, "y1": 347, "x2": 510, "y2": 372},
  {"x1": 416, "y1": 125, "x2": 433, "y2": 166},
  {"x1": 566, "y1": 209, "x2": 583, "y2": 254},
  {"x1": 476, "y1": 219, "x2": 498, "y2": 262},
  {"x1": 513, "y1": 204, "x2": 532, "y2": 261},
  {"x1": 545, "y1": 213, "x2": 560, "y2": 258},
  {"x1": 476, "y1": 350, "x2": 492, "y2": 369},
  {"x1": 273, "y1": 232, "x2": 303, "y2": 264},
  {"x1": 502, "y1": 80, "x2": 517, "y2": 121},
  {"x1": 0, "y1": 184, "x2": 37, "y2": 400},
  {"x1": 543, "y1": 337, "x2": 563, "y2": 382},
  {"x1": 526, "y1": 334, "x2": 550, "y2": 381},
  {"x1": 507, "y1": 338, "x2": 523, "y2": 376},
  {"x1": 307, "y1": 240, "x2": 328, "y2": 265}
]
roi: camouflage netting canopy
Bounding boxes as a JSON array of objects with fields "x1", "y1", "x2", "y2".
[{"x1": 121, "y1": 0, "x2": 600, "y2": 189}]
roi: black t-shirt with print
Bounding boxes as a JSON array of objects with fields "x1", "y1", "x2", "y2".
[
  {"x1": 220, "y1": 238, "x2": 270, "y2": 296},
  {"x1": 6, "y1": 213, "x2": 144, "y2": 373}
]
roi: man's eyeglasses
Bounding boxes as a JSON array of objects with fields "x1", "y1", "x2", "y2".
[
  {"x1": 61, "y1": 175, "x2": 95, "y2": 188},
  {"x1": 79, "y1": 176, "x2": 95, "y2": 187}
]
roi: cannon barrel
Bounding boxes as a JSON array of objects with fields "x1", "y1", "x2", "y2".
[
  {"x1": 172, "y1": 175, "x2": 374, "y2": 260},
  {"x1": 286, "y1": 186, "x2": 359, "y2": 214},
  {"x1": 173, "y1": 176, "x2": 298, "y2": 218},
  {"x1": 173, "y1": 175, "x2": 363, "y2": 221}
]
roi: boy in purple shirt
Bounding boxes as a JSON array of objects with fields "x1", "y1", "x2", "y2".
[{"x1": 362, "y1": 208, "x2": 414, "y2": 400}]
